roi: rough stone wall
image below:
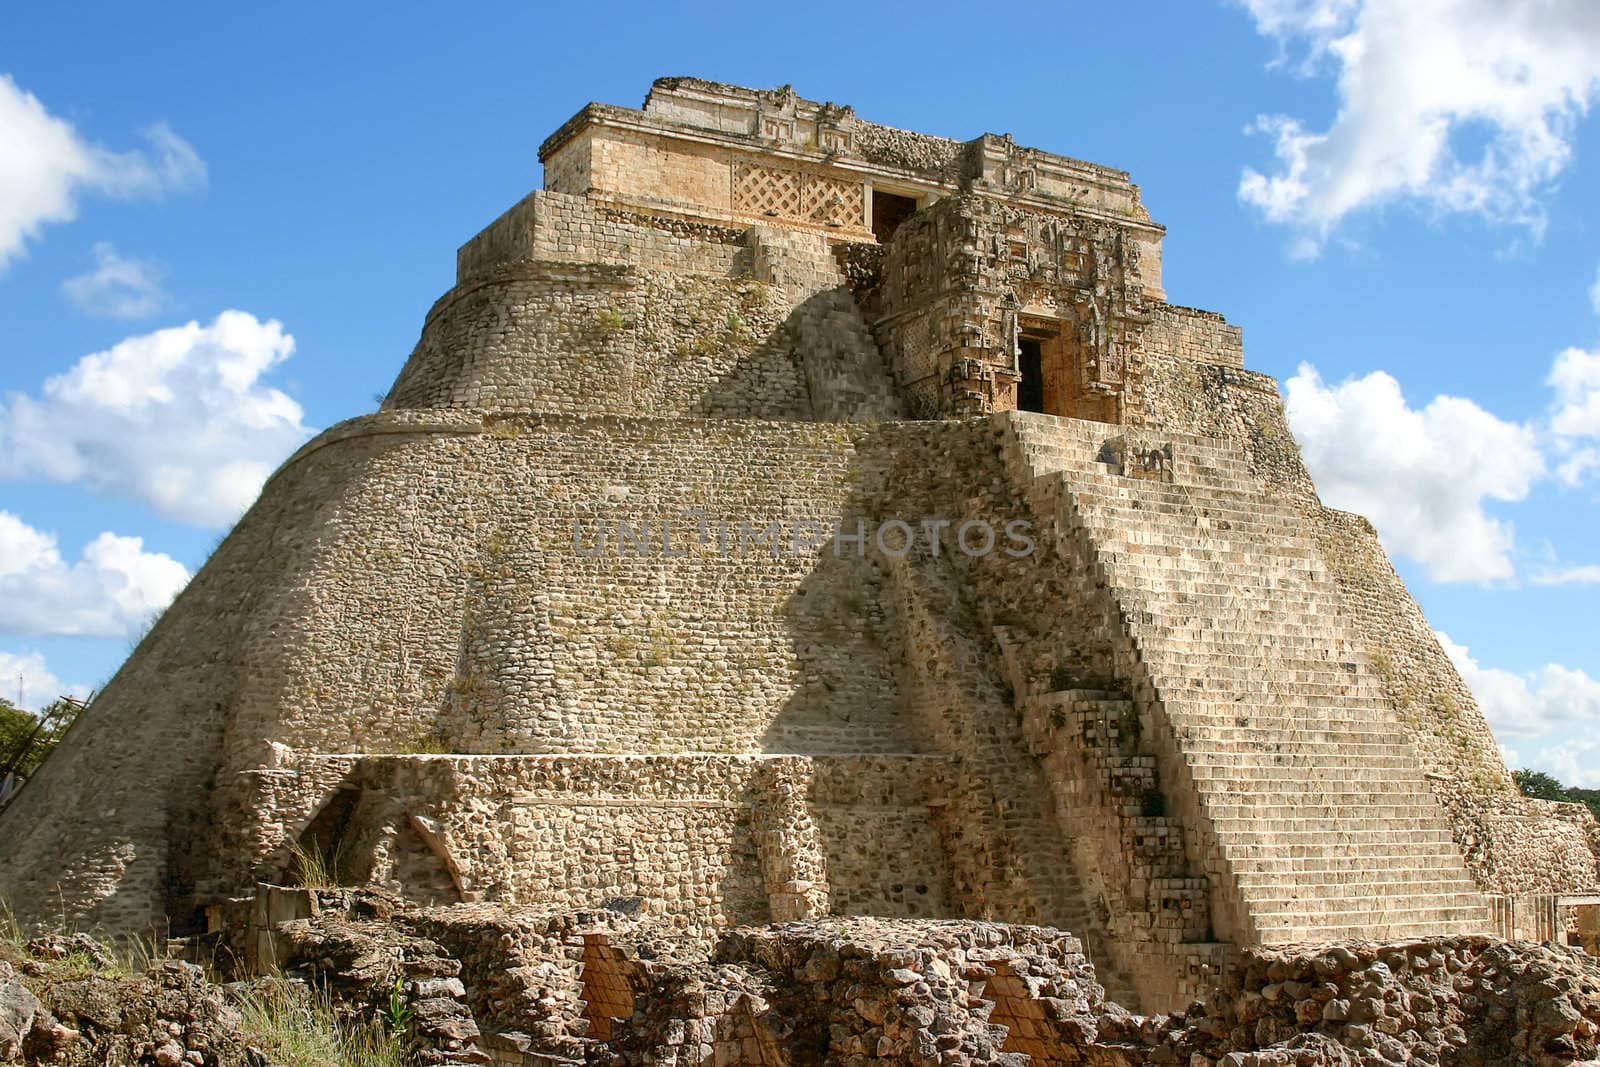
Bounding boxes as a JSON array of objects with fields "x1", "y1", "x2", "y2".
[
  {"x1": 432, "y1": 191, "x2": 899, "y2": 423},
  {"x1": 1143, "y1": 304, "x2": 1244, "y2": 370},
  {"x1": 385, "y1": 263, "x2": 815, "y2": 419},
  {"x1": 0, "y1": 412, "x2": 933, "y2": 933},
  {"x1": 253, "y1": 892, "x2": 1600, "y2": 1066},
  {"x1": 0, "y1": 442, "x2": 366, "y2": 934},
  {"x1": 279, "y1": 754, "x2": 954, "y2": 932},
  {"x1": 456, "y1": 190, "x2": 746, "y2": 283}
]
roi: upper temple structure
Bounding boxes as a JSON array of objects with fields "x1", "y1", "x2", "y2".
[{"x1": 1, "y1": 77, "x2": 1596, "y2": 1013}]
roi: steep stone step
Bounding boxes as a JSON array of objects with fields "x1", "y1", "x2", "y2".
[{"x1": 996, "y1": 412, "x2": 1490, "y2": 949}]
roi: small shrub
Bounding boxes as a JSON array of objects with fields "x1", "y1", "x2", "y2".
[
  {"x1": 594, "y1": 306, "x2": 628, "y2": 334},
  {"x1": 400, "y1": 731, "x2": 451, "y2": 755}
]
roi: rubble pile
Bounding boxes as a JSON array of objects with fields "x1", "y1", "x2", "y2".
[{"x1": 1, "y1": 894, "x2": 1597, "y2": 1065}]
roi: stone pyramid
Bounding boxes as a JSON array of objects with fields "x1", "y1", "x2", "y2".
[{"x1": 2, "y1": 77, "x2": 1594, "y2": 1011}]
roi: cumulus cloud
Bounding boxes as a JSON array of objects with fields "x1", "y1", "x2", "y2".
[
  {"x1": 1236, "y1": 0, "x2": 1600, "y2": 256},
  {"x1": 60, "y1": 242, "x2": 166, "y2": 318},
  {"x1": 0, "y1": 75, "x2": 206, "y2": 269},
  {"x1": 1534, "y1": 738, "x2": 1600, "y2": 789},
  {"x1": 1438, "y1": 631, "x2": 1600, "y2": 744},
  {"x1": 0, "y1": 511, "x2": 189, "y2": 638},
  {"x1": 1285, "y1": 363, "x2": 1542, "y2": 582},
  {"x1": 1549, "y1": 346, "x2": 1600, "y2": 441},
  {"x1": 1441, "y1": 632, "x2": 1600, "y2": 790},
  {"x1": 1546, "y1": 345, "x2": 1600, "y2": 490},
  {"x1": 0, "y1": 311, "x2": 313, "y2": 526},
  {"x1": 0, "y1": 650, "x2": 89, "y2": 714}
]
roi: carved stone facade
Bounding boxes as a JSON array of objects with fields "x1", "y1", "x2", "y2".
[
  {"x1": 871, "y1": 195, "x2": 1147, "y2": 420},
  {"x1": 0, "y1": 78, "x2": 1595, "y2": 1020}
]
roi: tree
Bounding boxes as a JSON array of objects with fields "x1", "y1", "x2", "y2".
[
  {"x1": 1513, "y1": 769, "x2": 1600, "y2": 822},
  {"x1": 1567, "y1": 787, "x2": 1600, "y2": 823},
  {"x1": 0, "y1": 697, "x2": 83, "y2": 779},
  {"x1": 0, "y1": 698, "x2": 39, "y2": 770},
  {"x1": 1513, "y1": 768, "x2": 1571, "y2": 802}
]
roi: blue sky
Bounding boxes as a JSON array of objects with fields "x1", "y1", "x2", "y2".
[{"x1": 2, "y1": 1, "x2": 1598, "y2": 782}]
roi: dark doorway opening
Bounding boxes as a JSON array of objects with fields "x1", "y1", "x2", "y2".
[
  {"x1": 871, "y1": 191, "x2": 919, "y2": 244},
  {"x1": 1017, "y1": 339, "x2": 1044, "y2": 413}
]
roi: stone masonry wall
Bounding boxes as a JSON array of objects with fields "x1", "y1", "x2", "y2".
[
  {"x1": 1142, "y1": 305, "x2": 1244, "y2": 370},
  {"x1": 385, "y1": 263, "x2": 815, "y2": 419},
  {"x1": 274, "y1": 754, "x2": 955, "y2": 933},
  {"x1": 0, "y1": 412, "x2": 935, "y2": 932},
  {"x1": 456, "y1": 189, "x2": 746, "y2": 283}
]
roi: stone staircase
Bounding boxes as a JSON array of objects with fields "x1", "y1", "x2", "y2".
[
  {"x1": 746, "y1": 226, "x2": 902, "y2": 422},
  {"x1": 997, "y1": 412, "x2": 1491, "y2": 946},
  {"x1": 881, "y1": 544, "x2": 1142, "y2": 1006},
  {"x1": 1014, "y1": 677, "x2": 1226, "y2": 1007}
]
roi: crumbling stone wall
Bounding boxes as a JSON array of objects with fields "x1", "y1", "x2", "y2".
[{"x1": 263, "y1": 754, "x2": 955, "y2": 932}]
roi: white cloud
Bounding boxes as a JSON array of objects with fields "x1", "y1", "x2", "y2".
[
  {"x1": 0, "y1": 75, "x2": 206, "y2": 269},
  {"x1": 0, "y1": 650, "x2": 89, "y2": 714},
  {"x1": 1549, "y1": 346, "x2": 1600, "y2": 440},
  {"x1": 1285, "y1": 362, "x2": 1542, "y2": 582},
  {"x1": 1534, "y1": 738, "x2": 1600, "y2": 789},
  {"x1": 0, "y1": 311, "x2": 313, "y2": 526},
  {"x1": 61, "y1": 242, "x2": 166, "y2": 318},
  {"x1": 1547, "y1": 346, "x2": 1600, "y2": 489},
  {"x1": 1532, "y1": 564, "x2": 1600, "y2": 586},
  {"x1": 1236, "y1": 0, "x2": 1600, "y2": 255},
  {"x1": 1555, "y1": 447, "x2": 1599, "y2": 486},
  {"x1": 1438, "y1": 631, "x2": 1600, "y2": 756},
  {"x1": 0, "y1": 511, "x2": 189, "y2": 638}
]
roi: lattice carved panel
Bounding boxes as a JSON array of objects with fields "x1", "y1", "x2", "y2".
[
  {"x1": 733, "y1": 162, "x2": 802, "y2": 219},
  {"x1": 733, "y1": 162, "x2": 865, "y2": 229},
  {"x1": 803, "y1": 173, "x2": 865, "y2": 228}
]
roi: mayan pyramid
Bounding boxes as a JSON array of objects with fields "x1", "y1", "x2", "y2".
[{"x1": 2, "y1": 77, "x2": 1595, "y2": 1011}]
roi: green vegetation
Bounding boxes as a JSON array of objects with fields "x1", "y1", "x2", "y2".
[
  {"x1": 399, "y1": 730, "x2": 452, "y2": 755},
  {"x1": 1514, "y1": 768, "x2": 1600, "y2": 821},
  {"x1": 2, "y1": 897, "x2": 405, "y2": 1067},
  {"x1": 289, "y1": 840, "x2": 346, "y2": 890},
  {"x1": 0, "y1": 696, "x2": 84, "y2": 779},
  {"x1": 594, "y1": 305, "x2": 628, "y2": 334},
  {"x1": 235, "y1": 982, "x2": 407, "y2": 1067}
]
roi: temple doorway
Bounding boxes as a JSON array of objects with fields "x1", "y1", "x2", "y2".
[
  {"x1": 1015, "y1": 316, "x2": 1121, "y2": 424},
  {"x1": 1017, "y1": 338, "x2": 1045, "y2": 412},
  {"x1": 871, "y1": 190, "x2": 919, "y2": 243}
]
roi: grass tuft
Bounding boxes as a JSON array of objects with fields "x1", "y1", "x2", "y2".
[
  {"x1": 235, "y1": 983, "x2": 406, "y2": 1067},
  {"x1": 289, "y1": 841, "x2": 345, "y2": 890}
]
